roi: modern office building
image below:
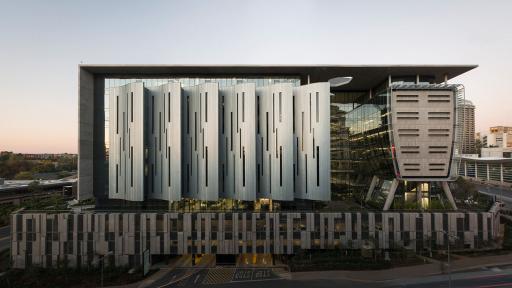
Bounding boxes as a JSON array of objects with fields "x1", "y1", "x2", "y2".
[
  {"x1": 481, "y1": 147, "x2": 512, "y2": 158},
  {"x1": 11, "y1": 65, "x2": 502, "y2": 269},
  {"x1": 483, "y1": 126, "x2": 512, "y2": 148},
  {"x1": 77, "y1": 65, "x2": 472, "y2": 209},
  {"x1": 459, "y1": 99, "x2": 476, "y2": 154}
]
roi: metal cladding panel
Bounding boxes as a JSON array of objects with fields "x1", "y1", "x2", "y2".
[
  {"x1": 183, "y1": 83, "x2": 219, "y2": 201},
  {"x1": 108, "y1": 83, "x2": 145, "y2": 201},
  {"x1": 147, "y1": 83, "x2": 182, "y2": 201},
  {"x1": 390, "y1": 88, "x2": 456, "y2": 180},
  {"x1": 219, "y1": 84, "x2": 257, "y2": 201},
  {"x1": 256, "y1": 84, "x2": 294, "y2": 201},
  {"x1": 293, "y1": 82, "x2": 331, "y2": 201}
]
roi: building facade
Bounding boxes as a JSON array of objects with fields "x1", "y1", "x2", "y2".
[
  {"x1": 77, "y1": 65, "x2": 476, "y2": 209},
  {"x1": 12, "y1": 65, "x2": 500, "y2": 269},
  {"x1": 458, "y1": 156, "x2": 512, "y2": 185},
  {"x1": 459, "y1": 99, "x2": 476, "y2": 154},
  {"x1": 483, "y1": 126, "x2": 512, "y2": 148},
  {"x1": 11, "y1": 211, "x2": 499, "y2": 268}
]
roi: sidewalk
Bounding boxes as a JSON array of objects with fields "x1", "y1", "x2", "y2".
[{"x1": 291, "y1": 252, "x2": 512, "y2": 283}]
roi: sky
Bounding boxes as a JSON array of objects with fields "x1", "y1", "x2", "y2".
[{"x1": 0, "y1": 0, "x2": 511, "y2": 153}]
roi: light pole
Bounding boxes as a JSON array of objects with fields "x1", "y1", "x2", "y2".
[
  {"x1": 440, "y1": 231, "x2": 458, "y2": 288},
  {"x1": 99, "y1": 251, "x2": 113, "y2": 287}
]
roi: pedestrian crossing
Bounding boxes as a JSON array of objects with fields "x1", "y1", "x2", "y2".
[{"x1": 202, "y1": 268, "x2": 235, "y2": 285}]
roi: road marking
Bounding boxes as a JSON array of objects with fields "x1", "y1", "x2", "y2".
[
  {"x1": 194, "y1": 274, "x2": 200, "y2": 283},
  {"x1": 479, "y1": 282, "x2": 512, "y2": 288}
]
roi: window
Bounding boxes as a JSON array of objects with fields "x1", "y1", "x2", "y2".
[
  {"x1": 236, "y1": 93, "x2": 239, "y2": 130},
  {"x1": 279, "y1": 92, "x2": 282, "y2": 122},
  {"x1": 257, "y1": 95, "x2": 260, "y2": 133},
  {"x1": 292, "y1": 96, "x2": 295, "y2": 133},
  {"x1": 272, "y1": 93, "x2": 275, "y2": 132},
  {"x1": 168, "y1": 147, "x2": 171, "y2": 187},
  {"x1": 205, "y1": 147, "x2": 208, "y2": 187},
  {"x1": 266, "y1": 112, "x2": 269, "y2": 151},
  {"x1": 152, "y1": 96, "x2": 155, "y2": 133},
  {"x1": 317, "y1": 146, "x2": 320, "y2": 186},
  {"x1": 230, "y1": 112, "x2": 233, "y2": 151},
  {"x1": 194, "y1": 112, "x2": 197, "y2": 151},
  {"x1": 301, "y1": 112, "x2": 304, "y2": 151},
  {"x1": 116, "y1": 164, "x2": 118, "y2": 193},
  {"x1": 243, "y1": 147, "x2": 246, "y2": 187},
  {"x1": 122, "y1": 112, "x2": 125, "y2": 151},
  {"x1": 316, "y1": 92, "x2": 319, "y2": 123},
  {"x1": 276, "y1": 129, "x2": 278, "y2": 158},
  {"x1": 309, "y1": 93, "x2": 312, "y2": 132},
  {"x1": 186, "y1": 96, "x2": 190, "y2": 134},
  {"x1": 279, "y1": 146, "x2": 282, "y2": 186},
  {"x1": 296, "y1": 138, "x2": 299, "y2": 176},
  {"x1": 222, "y1": 96, "x2": 225, "y2": 134},
  {"x1": 130, "y1": 147, "x2": 133, "y2": 187},
  {"x1": 130, "y1": 92, "x2": 133, "y2": 123},
  {"x1": 305, "y1": 154, "x2": 307, "y2": 194},
  {"x1": 116, "y1": 96, "x2": 119, "y2": 134},
  {"x1": 168, "y1": 92, "x2": 171, "y2": 123},
  {"x1": 159, "y1": 112, "x2": 162, "y2": 151}
]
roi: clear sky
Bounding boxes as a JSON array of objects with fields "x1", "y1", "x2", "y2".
[{"x1": 0, "y1": 0, "x2": 511, "y2": 153}]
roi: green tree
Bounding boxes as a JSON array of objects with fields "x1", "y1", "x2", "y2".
[{"x1": 14, "y1": 171, "x2": 34, "y2": 180}]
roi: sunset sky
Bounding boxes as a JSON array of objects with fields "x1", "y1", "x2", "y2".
[{"x1": 0, "y1": 0, "x2": 511, "y2": 153}]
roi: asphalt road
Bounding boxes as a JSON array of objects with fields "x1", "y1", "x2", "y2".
[
  {"x1": 475, "y1": 183, "x2": 512, "y2": 208},
  {"x1": 148, "y1": 267, "x2": 512, "y2": 288},
  {"x1": 0, "y1": 225, "x2": 10, "y2": 252},
  {"x1": 383, "y1": 267, "x2": 512, "y2": 288}
]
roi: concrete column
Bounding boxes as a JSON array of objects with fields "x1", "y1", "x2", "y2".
[
  {"x1": 501, "y1": 163, "x2": 504, "y2": 183},
  {"x1": 464, "y1": 162, "x2": 467, "y2": 177},
  {"x1": 383, "y1": 179, "x2": 399, "y2": 211},
  {"x1": 487, "y1": 164, "x2": 490, "y2": 182},
  {"x1": 475, "y1": 162, "x2": 478, "y2": 180},
  {"x1": 365, "y1": 176, "x2": 379, "y2": 202},
  {"x1": 441, "y1": 181, "x2": 457, "y2": 210}
]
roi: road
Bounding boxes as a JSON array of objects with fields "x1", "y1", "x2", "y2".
[
  {"x1": 383, "y1": 266, "x2": 512, "y2": 288},
  {"x1": 475, "y1": 183, "x2": 512, "y2": 208},
  {"x1": 0, "y1": 226, "x2": 10, "y2": 252},
  {"x1": 145, "y1": 265, "x2": 512, "y2": 288}
]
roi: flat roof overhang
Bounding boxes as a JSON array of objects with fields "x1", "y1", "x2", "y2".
[{"x1": 79, "y1": 64, "x2": 477, "y2": 91}]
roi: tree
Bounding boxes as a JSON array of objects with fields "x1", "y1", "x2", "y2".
[{"x1": 14, "y1": 171, "x2": 34, "y2": 180}]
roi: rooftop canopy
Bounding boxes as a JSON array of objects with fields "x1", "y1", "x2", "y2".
[{"x1": 79, "y1": 64, "x2": 477, "y2": 91}]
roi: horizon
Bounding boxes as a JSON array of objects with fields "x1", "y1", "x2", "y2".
[{"x1": 1, "y1": 0, "x2": 511, "y2": 153}]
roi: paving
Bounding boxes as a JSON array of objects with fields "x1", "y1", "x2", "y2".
[
  {"x1": 108, "y1": 251, "x2": 512, "y2": 288},
  {"x1": 292, "y1": 252, "x2": 512, "y2": 283}
]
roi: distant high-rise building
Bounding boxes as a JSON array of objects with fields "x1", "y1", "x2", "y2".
[{"x1": 459, "y1": 99, "x2": 476, "y2": 154}]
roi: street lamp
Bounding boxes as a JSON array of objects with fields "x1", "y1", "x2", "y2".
[
  {"x1": 99, "y1": 251, "x2": 113, "y2": 287},
  {"x1": 440, "y1": 231, "x2": 458, "y2": 288}
]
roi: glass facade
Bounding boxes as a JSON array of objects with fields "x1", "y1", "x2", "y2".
[
  {"x1": 330, "y1": 82, "x2": 396, "y2": 201},
  {"x1": 97, "y1": 72, "x2": 461, "y2": 211}
]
